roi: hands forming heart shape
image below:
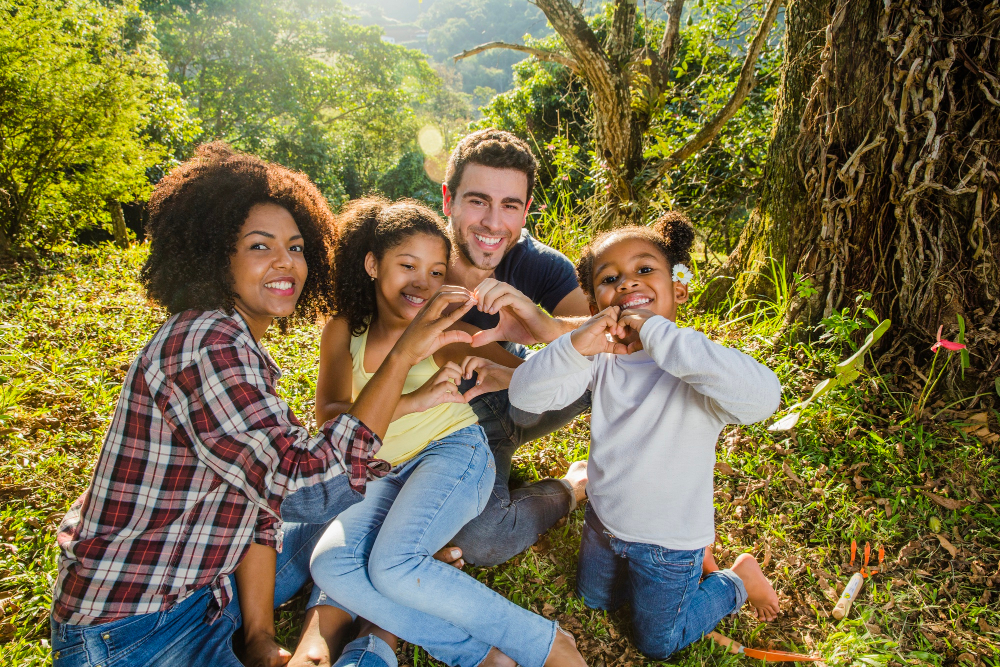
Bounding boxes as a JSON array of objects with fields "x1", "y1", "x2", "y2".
[{"x1": 569, "y1": 306, "x2": 658, "y2": 356}]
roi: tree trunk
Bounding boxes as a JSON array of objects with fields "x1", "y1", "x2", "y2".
[
  {"x1": 109, "y1": 199, "x2": 130, "y2": 249},
  {"x1": 714, "y1": 0, "x2": 1000, "y2": 381}
]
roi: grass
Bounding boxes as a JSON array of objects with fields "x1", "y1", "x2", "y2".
[{"x1": 2, "y1": 243, "x2": 1000, "y2": 667}]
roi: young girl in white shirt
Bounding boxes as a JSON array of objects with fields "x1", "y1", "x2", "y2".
[{"x1": 509, "y1": 212, "x2": 782, "y2": 659}]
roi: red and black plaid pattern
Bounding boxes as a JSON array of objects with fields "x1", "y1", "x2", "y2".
[{"x1": 52, "y1": 310, "x2": 384, "y2": 626}]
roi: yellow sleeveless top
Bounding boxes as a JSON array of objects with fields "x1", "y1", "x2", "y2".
[{"x1": 351, "y1": 329, "x2": 478, "y2": 466}]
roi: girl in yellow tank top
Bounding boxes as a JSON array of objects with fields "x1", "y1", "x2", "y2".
[{"x1": 309, "y1": 199, "x2": 568, "y2": 665}]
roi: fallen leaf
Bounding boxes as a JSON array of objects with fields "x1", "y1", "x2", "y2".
[
  {"x1": 970, "y1": 412, "x2": 988, "y2": 423},
  {"x1": 542, "y1": 603, "x2": 556, "y2": 617},
  {"x1": 934, "y1": 533, "x2": 958, "y2": 558},
  {"x1": 783, "y1": 461, "x2": 803, "y2": 486},
  {"x1": 919, "y1": 490, "x2": 968, "y2": 511},
  {"x1": 979, "y1": 617, "x2": 996, "y2": 634},
  {"x1": 761, "y1": 542, "x2": 772, "y2": 568},
  {"x1": 715, "y1": 461, "x2": 735, "y2": 476},
  {"x1": 769, "y1": 412, "x2": 801, "y2": 432}
]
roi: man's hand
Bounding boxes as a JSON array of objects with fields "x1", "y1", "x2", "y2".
[
  {"x1": 469, "y1": 279, "x2": 562, "y2": 347},
  {"x1": 459, "y1": 356, "x2": 515, "y2": 401},
  {"x1": 617, "y1": 308, "x2": 656, "y2": 354},
  {"x1": 394, "y1": 287, "x2": 476, "y2": 366},
  {"x1": 569, "y1": 307, "x2": 631, "y2": 356},
  {"x1": 406, "y1": 362, "x2": 467, "y2": 413}
]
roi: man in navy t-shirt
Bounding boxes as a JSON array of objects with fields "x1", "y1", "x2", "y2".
[{"x1": 437, "y1": 129, "x2": 593, "y2": 567}]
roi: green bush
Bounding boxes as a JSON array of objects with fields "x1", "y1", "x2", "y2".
[{"x1": 0, "y1": 0, "x2": 196, "y2": 254}]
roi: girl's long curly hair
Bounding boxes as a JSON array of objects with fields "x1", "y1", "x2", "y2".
[
  {"x1": 576, "y1": 211, "x2": 695, "y2": 304},
  {"x1": 140, "y1": 142, "x2": 337, "y2": 322},
  {"x1": 332, "y1": 197, "x2": 452, "y2": 336}
]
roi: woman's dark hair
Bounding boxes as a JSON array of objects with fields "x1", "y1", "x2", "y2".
[
  {"x1": 140, "y1": 142, "x2": 337, "y2": 322},
  {"x1": 575, "y1": 211, "x2": 695, "y2": 304},
  {"x1": 332, "y1": 197, "x2": 452, "y2": 335}
]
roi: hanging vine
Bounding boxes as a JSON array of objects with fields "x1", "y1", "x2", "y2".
[{"x1": 791, "y1": 0, "x2": 999, "y2": 386}]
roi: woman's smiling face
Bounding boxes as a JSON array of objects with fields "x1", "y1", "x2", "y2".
[
  {"x1": 366, "y1": 232, "x2": 449, "y2": 324},
  {"x1": 230, "y1": 202, "x2": 308, "y2": 339},
  {"x1": 590, "y1": 236, "x2": 688, "y2": 320}
]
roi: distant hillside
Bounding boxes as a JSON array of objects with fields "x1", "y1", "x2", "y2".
[{"x1": 343, "y1": 0, "x2": 550, "y2": 94}]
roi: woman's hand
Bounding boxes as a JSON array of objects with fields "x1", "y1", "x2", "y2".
[
  {"x1": 569, "y1": 306, "x2": 630, "y2": 356},
  {"x1": 404, "y1": 362, "x2": 467, "y2": 414},
  {"x1": 459, "y1": 356, "x2": 515, "y2": 401},
  {"x1": 394, "y1": 287, "x2": 476, "y2": 366},
  {"x1": 616, "y1": 308, "x2": 656, "y2": 353}
]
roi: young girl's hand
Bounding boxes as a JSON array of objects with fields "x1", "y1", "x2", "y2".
[
  {"x1": 395, "y1": 287, "x2": 476, "y2": 365},
  {"x1": 617, "y1": 308, "x2": 657, "y2": 353},
  {"x1": 459, "y1": 356, "x2": 515, "y2": 401},
  {"x1": 407, "y1": 362, "x2": 468, "y2": 413},
  {"x1": 570, "y1": 306, "x2": 630, "y2": 356}
]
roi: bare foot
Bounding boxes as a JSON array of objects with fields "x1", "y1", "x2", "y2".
[
  {"x1": 731, "y1": 553, "x2": 780, "y2": 622},
  {"x1": 435, "y1": 545, "x2": 465, "y2": 569},
  {"x1": 287, "y1": 606, "x2": 353, "y2": 667},
  {"x1": 243, "y1": 633, "x2": 292, "y2": 667},
  {"x1": 356, "y1": 619, "x2": 398, "y2": 653},
  {"x1": 702, "y1": 544, "x2": 720, "y2": 576},
  {"x1": 479, "y1": 647, "x2": 517, "y2": 667},
  {"x1": 543, "y1": 627, "x2": 587, "y2": 667},
  {"x1": 563, "y1": 461, "x2": 589, "y2": 504}
]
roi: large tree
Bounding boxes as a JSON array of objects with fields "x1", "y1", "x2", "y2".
[
  {"x1": 715, "y1": 0, "x2": 999, "y2": 381},
  {"x1": 455, "y1": 0, "x2": 783, "y2": 228},
  {"x1": 0, "y1": 0, "x2": 192, "y2": 255}
]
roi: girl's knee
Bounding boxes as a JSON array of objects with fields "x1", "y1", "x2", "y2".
[{"x1": 366, "y1": 547, "x2": 422, "y2": 600}]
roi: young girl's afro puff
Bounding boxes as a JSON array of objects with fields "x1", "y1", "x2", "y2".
[{"x1": 575, "y1": 211, "x2": 695, "y2": 304}]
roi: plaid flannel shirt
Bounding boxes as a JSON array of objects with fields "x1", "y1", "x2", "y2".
[{"x1": 52, "y1": 310, "x2": 386, "y2": 626}]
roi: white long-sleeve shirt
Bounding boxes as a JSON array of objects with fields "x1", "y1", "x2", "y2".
[{"x1": 509, "y1": 315, "x2": 781, "y2": 550}]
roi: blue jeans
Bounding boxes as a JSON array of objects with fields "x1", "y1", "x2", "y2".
[
  {"x1": 310, "y1": 425, "x2": 558, "y2": 667},
  {"x1": 50, "y1": 521, "x2": 356, "y2": 667},
  {"x1": 454, "y1": 368, "x2": 592, "y2": 566},
  {"x1": 576, "y1": 506, "x2": 748, "y2": 660}
]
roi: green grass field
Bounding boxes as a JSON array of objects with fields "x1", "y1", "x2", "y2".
[{"x1": 2, "y1": 244, "x2": 999, "y2": 666}]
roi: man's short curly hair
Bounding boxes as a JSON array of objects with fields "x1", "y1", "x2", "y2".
[
  {"x1": 332, "y1": 197, "x2": 452, "y2": 336},
  {"x1": 575, "y1": 211, "x2": 695, "y2": 305},
  {"x1": 445, "y1": 129, "x2": 537, "y2": 203},
  {"x1": 140, "y1": 142, "x2": 337, "y2": 322}
]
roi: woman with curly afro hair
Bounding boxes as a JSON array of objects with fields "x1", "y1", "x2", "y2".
[{"x1": 49, "y1": 143, "x2": 478, "y2": 667}]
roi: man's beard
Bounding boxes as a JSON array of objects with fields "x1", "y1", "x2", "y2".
[{"x1": 456, "y1": 229, "x2": 512, "y2": 271}]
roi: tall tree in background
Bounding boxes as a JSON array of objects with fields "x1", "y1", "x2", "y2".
[
  {"x1": 456, "y1": 0, "x2": 783, "y2": 228},
  {"x1": 714, "y1": 0, "x2": 999, "y2": 378},
  {"x1": 0, "y1": 0, "x2": 194, "y2": 256},
  {"x1": 146, "y1": 0, "x2": 444, "y2": 200}
]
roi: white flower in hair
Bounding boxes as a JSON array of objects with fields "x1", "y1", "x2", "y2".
[{"x1": 672, "y1": 263, "x2": 691, "y2": 285}]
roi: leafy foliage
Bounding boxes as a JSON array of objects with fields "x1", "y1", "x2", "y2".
[
  {"x1": 0, "y1": 0, "x2": 197, "y2": 253},
  {"x1": 479, "y1": 0, "x2": 783, "y2": 257},
  {"x1": 146, "y1": 0, "x2": 447, "y2": 203}
]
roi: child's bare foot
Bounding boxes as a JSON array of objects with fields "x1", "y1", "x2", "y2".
[
  {"x1": 563, "y1": 460, "x2": 589, "y2": 504},
  {"x1": 543, "y1": 626, "x2": 587, "y2": 667},
  {"x1": 731, "y1": 553, "x2": 780, "y2": 622},
  {"x1": 286, "y1": 635, "x2": 329, "y2": 667},
  {"x1": 702, "y1": 545, "x2": 720, "y2": 575},
  {"x1": 480, "y1": 647, "x2": 517, "y2": 667},
  {"x1": 435, "y1": 545, "x2": 465, "y2": 569},
  {"x1": 244, "y1": 633, "x2": 292, "y2": 667},
  {"x1": 287, "y1": 606, "x2": 352, "y2": 667}
]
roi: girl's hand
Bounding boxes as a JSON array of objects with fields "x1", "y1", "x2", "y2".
[
  {"x1": 617, "y1": 308, "x2": 656, "y2": 353},
  {"x1": 394, "y1": 287, "x2": 476, "y2": 366},
  {"x1": 569, "y1": 306, "x2": 630, "y2": 356},
  {"x1": 407, "y1": 362, "x2": 467, "y2": 413},
  {"x1": 459, "y1": 356, "x2": 515, "y2": 401}
]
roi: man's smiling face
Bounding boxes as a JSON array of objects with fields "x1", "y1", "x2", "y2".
[{"x1": 443, "y1": 163, "x2": 530, "y2": 272}]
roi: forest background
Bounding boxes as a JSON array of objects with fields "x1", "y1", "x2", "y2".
[{"x1": 2, "y1": 0, "x2": 1000, "y2": 665}]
